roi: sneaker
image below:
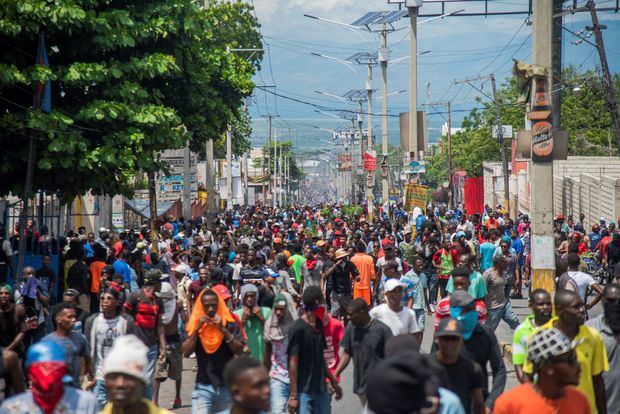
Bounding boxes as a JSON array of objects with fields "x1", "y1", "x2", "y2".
[
  {"x1": 189, "y1": 352, "x2": 196, "y2": 359},
  {"x1": 173, "y1": 399, "x2": 182, "y2": 409}
]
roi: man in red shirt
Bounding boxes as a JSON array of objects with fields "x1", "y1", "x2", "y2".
[
  {"x1": 435, "y1": 267, "x2": 487, "y2": 331},
  {"x1": 123, "y1": 269, "x2": 167, "y2": 400}
]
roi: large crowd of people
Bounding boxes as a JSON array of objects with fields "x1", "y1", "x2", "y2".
[{"x1": 0, "y1": 203, "x2": 618, "y2": 414}]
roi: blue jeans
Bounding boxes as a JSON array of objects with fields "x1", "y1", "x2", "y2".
[
  {"x1": 93, "y1": 380, "x2": 108, "y2": 408},
  {"x1": 191, "y1": 383, "x2": 231, "y2": 414},
  {"x1": 144, "y1": 345, "x2": 158, "y2": 400},
  {"x1": 271, "y1": 378, "x2": 290, "y2": 414},
  {"x1": 486, "y1": 302, "x2": 520, "y2": 332},
  {"x1": 298, "y1": 391, "x2": 330, "y2": 414}
]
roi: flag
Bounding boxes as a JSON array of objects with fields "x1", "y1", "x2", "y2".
[{"x1": 35, "y1": 31, "x2": 51, "y2": 113}]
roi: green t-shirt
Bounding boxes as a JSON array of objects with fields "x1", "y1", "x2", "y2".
[
  {"x1": 512, "y1": 315, "x2": 536, "y2": 365},
  {"x1": 234, "y1": 307, "x2": 271, "y2": 361},
  {"x1": 289, "y1": 254, "x2": 306, "y2": 284},
  {"x1": 446, "y1": 271, "x2": 488, "y2": 300}
]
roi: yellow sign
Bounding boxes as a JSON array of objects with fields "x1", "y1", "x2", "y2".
[{"x1": 404, "y1": 184, "x2": 428, "y2": 212}]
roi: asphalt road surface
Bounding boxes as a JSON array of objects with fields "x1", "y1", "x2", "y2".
[{"x1": 157, "y1": 291, "x2": 603, "y2": 414}]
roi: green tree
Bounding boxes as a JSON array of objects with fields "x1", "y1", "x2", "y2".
[
  {"x1": 424, "y1": 69, "x2": 620, "y2": 188},
  {"x1": 0, "y1": 0, "x2": 261, "y2": 202}
]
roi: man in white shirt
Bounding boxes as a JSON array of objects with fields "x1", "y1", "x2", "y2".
[
  {"x1": 561, "y1": 253, "x2": 604, "y2": 310},
  {"x1": 369, "y1": 279, "x2": 420, "y2": 347}
]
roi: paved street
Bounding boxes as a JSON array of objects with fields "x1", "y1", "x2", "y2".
[{"x1": 157, "y1": 290, "x2": 604, "y2": 413}]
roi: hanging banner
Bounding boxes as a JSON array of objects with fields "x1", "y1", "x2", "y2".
[
  {"x1": 364, "y1": 150, "x2": 377, "y2": 171},
  {"x1": 404, "y1": 183, "x2": 428, "y2": 212},
  {"x1": 338, "y1": 152, "x2": 352, "y2": 171}
]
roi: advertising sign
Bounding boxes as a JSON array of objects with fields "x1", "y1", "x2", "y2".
[
  {"x1": 364, "y1": 150, "x2": 377, "y2": 171},
  {"x1": 528, "y1": 76, "x2": 554, "y2": 162},
  {"x1": 338, "y1": 152, "x2": 352, "y2": 171}
]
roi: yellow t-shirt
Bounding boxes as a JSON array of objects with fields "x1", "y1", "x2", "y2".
[{"x1": 523, "y1": 318, "x2": 608, "y2": 414}]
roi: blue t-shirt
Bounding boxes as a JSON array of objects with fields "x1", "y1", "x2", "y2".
[
  {"x1": 113, "y1": 259, "x2": 131, "y2": 284},
  {"x1": 479, "y1": 242, "x2": 495, "y2": 272},
  {"x1": 438, "y1": 387, "x2": 466, "y2": 414},
  {"x1": 41, "y1": 332, "x2": 89, "y2": 386}
]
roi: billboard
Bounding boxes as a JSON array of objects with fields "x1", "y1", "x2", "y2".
[{"x1": 338, "y1": 152, "x2": 352, "y2": 171}]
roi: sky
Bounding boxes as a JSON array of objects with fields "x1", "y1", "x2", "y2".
[{"x1": 245, "y1": 0, "x2": 620, "y2": 151}]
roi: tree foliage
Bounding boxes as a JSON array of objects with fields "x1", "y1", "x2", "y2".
[
  {"x1": 424, "y1": 68, "x2": 620, "y2": 188},
  {"x1": 0, "y1": 0, "x2": 262, "y2": 201}
]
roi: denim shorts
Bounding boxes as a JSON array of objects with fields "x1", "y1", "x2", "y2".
[{"x1": 191, "y1": 383, "x2": 231, "y2": 414}]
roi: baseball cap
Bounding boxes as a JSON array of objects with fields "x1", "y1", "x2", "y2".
[
  {"x1": 435, "y1": 318, "x2": 463, "y2": 338},
  {"x1": 384, "y1": 278, "x2": 405, "y2": 293},
  {"x1": 212, "y1": 284, "x2": 232, "y2": 301},
  {"x1": 449, "y1": 291, "x2": 475, "y2": 308},
  {"x1": 527, "y1": 327, "x2": 574, "y2": 366},
  {"x1": 382, "y1": 242, "x2": 395, "y2": 250},
  {"x1": 143, "y1": 269, "x2": 166, "y2": 285}
]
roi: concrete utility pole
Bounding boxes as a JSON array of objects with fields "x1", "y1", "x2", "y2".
[
  {"x1": 587, "y1": 0, "x2": 620, "y2": 150},
  {"x1": 530, "y1": 0, "x2": 556, "y2": 295},
  {"x1": 226, "y1": 128, "x2": 233, "y2": 209},
  {"x1": 358, "y1": 101, "x2": 364, "y2": 201},
  {"x1": 491, "y1": 75, "x2": 510, "y2": 215},
  {"x1": 366, "y1": 62, "x2": 375, "y2": 219},
  {"x1": 182, "y1": 145, "x2": 192, "y2": 219},
  {"x1": 552, "y1": 0, "x2": 563, "y2": 130},
  {"x1": 266, "y1": 114, "x2": 272, "y2": 206},
  {"x1": 380, "y1": 23, "x2": 390, "y2": 205},
  {"x1": 242, "y1": 151, "x2": 248, "y2": 205},
  {"x1": 408, "y1": 5, "x2": 419, "y2": 161},
  {"x1": 272, "y1": 129, "x2": 277, "y2": 208}
]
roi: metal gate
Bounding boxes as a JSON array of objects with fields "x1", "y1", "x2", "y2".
[{"x1": 3, "y1": 192, "x2": 61, "y2": 297}]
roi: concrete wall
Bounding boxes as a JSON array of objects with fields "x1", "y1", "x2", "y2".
[{"x1": 484, "y1": 157, "x2": 620, "y2": 221}]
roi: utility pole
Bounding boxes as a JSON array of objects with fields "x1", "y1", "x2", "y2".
[
  {"x1": 491, "y1": 75, "x2": 511, "y2": 215},
  {"x1": 552, "y1": 0, "x2": 563, "y2": 130},
  {"x1": 349, "y1": 123, "x2": 357, "y2": 205},
  {"x1": 182, "y1": 145, "x2": 192, "y2": 219},
  {"x1": 148, "y1": 171, "x2": 158, "y2": 253},
  {"x1": 380, "y1": 23, "x2": 389, "y2": 205},
  {"x1": 273, "y1": 129, "x2": 277, "y2": 208},
  {"x1": 358, "y1": 100, "x2": 364, "y2": 203},
  {"x1": 242, "y1": 151, "x2": 248, "y2": 205},
  {"x1": 278, "y1": 139, "x2": 283, "y2": 207},
  {"x1": 408, "y1": 4, "x2": 419, "y2": 162},
  {"x1": 226, "y1": 128, "x2": 233, "y2": 209},
  {"x1": 265, "y1": 114, "x2": 272, "y2": 206},
  {"x1": 588, "y1": 0, "x2": 620, "y2": 150},
  {"x1": 366, "y1": 61, "x2": 375, "y2": 219},
  {"x1": 530, "y1": 0, "x2": 556, "y2": 294}
]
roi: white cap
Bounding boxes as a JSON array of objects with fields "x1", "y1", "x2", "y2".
[
  {"x1": 102, "y1": 335, "x2": 149, "y2": 384},
  {"x1": 99, "y1": 227, "x2": 107, "y2": 233},
  {"x1": 384, "y1": 278, "x2": 405, "y2": 292}
]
